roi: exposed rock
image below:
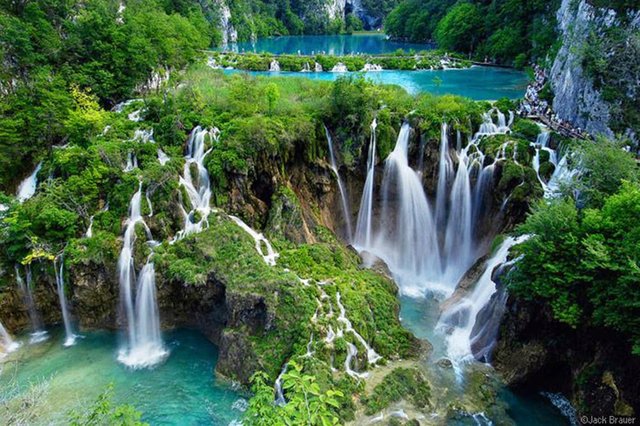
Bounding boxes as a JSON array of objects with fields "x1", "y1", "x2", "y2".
[
  {"x1": 550, "y1": 0, "x2": 640, "y2": 139},
  {"x1": 493, "y1": 296, "x2": 640, "y2": 417}
]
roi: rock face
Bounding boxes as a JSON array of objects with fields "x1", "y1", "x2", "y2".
[
  {"x1": 493, "y1": 295, "x2": 640, "y2": 417},
  {"x1": 550, "y1": 0, "x2": 639, "y2": 139},
  {"x1": 216, "y1": 0, "x2": 238, "y2": 46}
]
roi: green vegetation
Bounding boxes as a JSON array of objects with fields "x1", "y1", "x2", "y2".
[
  {"x1": 208, "y1": 51, "x2": 470, "y2": 72},
  {"x1": 245, "y1": 362, "x2": 344, "y2": 425},
  {"x1": 363, "y1": 367, "x2": 430, "y2": 414},
  {"x1": 507, "y1": 138, "x2": 640, "y2": 354},
  {"x1": 0, "y1": 0, "x2": 216, "y2": 191},
  {"x1": 385, "y1": 0, "x2": 561, "y2": 66},
  {"x1": 582, "y1": 24, "x2": 640, "y2": 135},
  {"x1": 68, "y1": 384, "x2": 147, "y2": 426}
]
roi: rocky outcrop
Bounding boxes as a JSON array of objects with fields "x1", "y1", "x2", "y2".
[
  {"x1": 549, "y1": 0, "x2": 640, "y2": 139},
  {"x1": 216, "y1": 0, "x2": 238, "y2": 46},
  {"x1": 493, "y1": 295, "x2": 640, "y2": 417}
]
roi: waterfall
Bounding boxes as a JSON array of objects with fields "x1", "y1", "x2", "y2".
[
  {"x1": 438, "y1": 235, "x2": 529, "y2": 363},
  {"x1": 331, "y1": 63, "x2": 348, "y2": 73},
  {"x1": 353, "y1": 119, "x2": 378, "y2": 249},
  {"x1": 314, "y1": 62, "x2": 323, "y2": 72},
  {"x1": 124, "y1": 152, "x2": 138, "y2": 172},
  {"x1": 117, "y1": 182, "x2": 166, "y2": 368},
  {"x1": 85, "y1": 216, "x2": 94, "y2": 238},
  {"x1": 435, "y1": 123, "x2": 454, "y2": 229},
  {"x1": 172, "y1": 126, "x2": 216, "y2": 242},
  {"x1": 54, "y1": 255, "x2": 76, "y2": 347},
  {"x1": 325, "y1": 126, "x2": 353, "y2": 241},
  {"x1": 443, "y1": 147, "x2": 473, "y2": 282},
  {"x1": 15, "y1": 265, "x2": 48, "y2": 343},
  {"x1": 228, "y1": 216, "x2": 279, "y2": 266},
  {"x1": 362, "y1": 63, "x2": 383, "y2": 72},
  {"x1": 344, "y1": 342, "x2": 368, "y2": 379},
  {"x1": 353, "y1": 114, "x2": 516, "y2": 297},
  {"x1": 0, "y1": 320, "x2": 20, "y2": 356},
  {"x1": 269, "y1": 60, "x2": 280, "y2": 72},
  {"x1": 157, "y1": 149, "x2": 170, "y2": 165},
  {"x1": 274, "y1": 363, "x2": 288, "y2": 406},
  {"x1": 17, "y1": 162, "x2": 43, "y2": 203},
  {"x1": 360, "y1": 122, "x2": 441, "y2": 295}
]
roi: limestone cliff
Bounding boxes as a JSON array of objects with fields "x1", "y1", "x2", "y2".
[{"x1": 550, "y1": 0, "x2": 640, "y2": 141}]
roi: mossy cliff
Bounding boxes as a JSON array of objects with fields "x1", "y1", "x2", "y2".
[{"x1": 0, "y1": 70, "x2": 545, "y2": 422}]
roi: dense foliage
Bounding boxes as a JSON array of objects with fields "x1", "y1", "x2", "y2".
[
  {"x1": 385, "y1": 0, "x2": 561, "y2": 66},
  {"x1": 0, "y1": 0, "x2": 215, "y2": 191},
  {"x1": 508, "y1": 139, "x2": 640, "y2": 355}
]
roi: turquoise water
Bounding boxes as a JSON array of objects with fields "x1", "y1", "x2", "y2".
[
  {"x1": 400, "y1": 296, "x2": 570, "y2": 425},
  {"x1": 226, "y1": 67, "x2": 528, "y2": 100},
  {"x1": 0, "y1": 328, "x2": 243, "y2": 425},
  {"x1": 228, "y1": 34, "x2": 432, "y2": 55}
]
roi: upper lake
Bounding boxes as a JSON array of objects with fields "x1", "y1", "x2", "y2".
[{"x1": 226, "y1": 34, "x2": 433, "y2": 55}]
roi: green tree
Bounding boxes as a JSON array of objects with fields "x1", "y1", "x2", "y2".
[{"x1": 434, "y1": 3, "x2": 483, "y2": 53}]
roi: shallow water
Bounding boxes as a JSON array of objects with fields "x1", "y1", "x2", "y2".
[
  {"x1": 400, "y1": 296, "x2": 570, "y2": 425},
  {"x1": 226, "y1": 34, "x2": 432, "y2": 55},
  {"x1": 226, "y1": 67, "x2": 528, "y2": 100},
  {"x1": 0, "y1": 328, "x2": 243, "y2": 425}
]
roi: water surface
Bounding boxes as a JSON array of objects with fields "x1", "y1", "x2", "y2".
[
  {"x1": 227, "y1": 67, "x2": 527, "y2": 100},
  {"x1": 400, "y1": 296, "x2": 570, "y2": 425},
  {"x1": 228, "y1": 34, "x2": 432, "y2": 55},
  {"x1": 0, "y1": 328, "x2": 243, "y2": 425}
]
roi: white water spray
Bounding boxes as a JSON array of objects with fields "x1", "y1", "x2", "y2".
[
  {"x1": 173, "y1": 126, "x2": 216, "y2": 242},
  {"x1": 54, "y1": 255, "x2": 76, "y2": 347},
  {"x1": 15, "y1": 265, "x2": 48, "y2": 343},
  {"x1": 354, "y1": 119, "x2": 377, "y2": 248},
  {"x1": 325, "y1": 126, "x2": 353, "y2": 241},
  {"x1": 438, "y1": 235, "x2": 529, "y2": 363},
  {"x1": 117, "y1": 182, "x2": 166, "y2": 368},
  {"x1": 17, "y1": 162, "x2": 43, "y2": 203}
]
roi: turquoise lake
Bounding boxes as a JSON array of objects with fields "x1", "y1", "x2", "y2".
[
  {"x1": 228, "y1": 66, "x2": 528, "y2": 100},
  {"x1": 0, "y1": 329, "x2": 243, "y2": 425},
  {"x1": 227, "y1": 33, "x2": 433, "y2": 55},
  {"x1": 222, "y1": 34, "x2": 528, "y2": 100}
]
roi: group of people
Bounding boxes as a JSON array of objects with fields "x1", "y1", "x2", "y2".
[{"x1": 519, "y1": 65, "x2": 588, "y2": 139}]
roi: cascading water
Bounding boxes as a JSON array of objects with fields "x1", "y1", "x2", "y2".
[
  {"x1": 269, "y1": 60, "x2": 280, "y2": 72},
  {"x1": 354, "y1": 119, "x2": 378, "y2": 249},
  {"x1": 54, "y1": 255, "x2": 76, "y2": 347},
  {"x1": 117, "y1": 182, "x2": 167, "y2": 368},
  {"x1": 437, "y1": 235, "x2": 529, "y2": 364},
  {"x1": 0, "y1": 320, "x2": 20, "y2": 355},
  {"x1": 435, "y1": 123, "x2": 454, "y2": 229},
  {"x1": 359, "y1": 122, "x2": 442, "y2": 296},
  {"x1": 325, "y1": 126, "x2": 353, "y2": 241},
  {"x1": 173, "y1": 126, "x2": 216, "y2": 242},
  {"x1": 442, "y1": 147, "x2": 473, "y2": 281},
  {"x1": 15, "y1": 265, "x2": 48, "y2": 343},
  {"x1": 228, "y1": 216, "x2": 279, "y2": 266},
  {"x1": 157, "y1": 149, "x2": 170, "y2": 165},
  {"x1": 17, "y1": 162, "x2": 43, "y2": 203},
  {"x1": 354, "y1": 113, "x2": 515, "y2": 297}
]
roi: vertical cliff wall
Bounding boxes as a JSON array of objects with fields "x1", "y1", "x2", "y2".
[{"x1": 550, "y1": 0, "x2": 640, "y2": 141}]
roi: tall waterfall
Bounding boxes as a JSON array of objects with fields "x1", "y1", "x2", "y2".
[
  {"x1": 54, "y1": 255, "x2": 76, "y2": 346},
  {"x1": 173, "y1": 126, "x2": 216, "y2": 242},
  {"x1": 0, "y1": 320, "x2": 20, "y2": 356},
  {"x1": 435, "y1": 123, "x2": 454, "y2": 229},
  {"x1": 325, "y1": 126, "x2": 353, "y2": 241},
  {"x1": 355, "y1": 122, "x2": 442, "y2": 296},
  {"x1": 354, "y1": 119, "x2": 378, "y2": 249},
  {"x1": 17, "y1": 161, "x2": 43, "y2": 203},
  {"x1": 15, "y1": 265, "x2": 48, "y2": 343},
  {"x1": 353, "y1": 112, "x2": 513, "y2": 297},
  {"x1": 117, "y1": 182, "x2": 167, "y2": 368},
  {"x1": 438, "y1": 235, "x2": 529, "y2": 363}
]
